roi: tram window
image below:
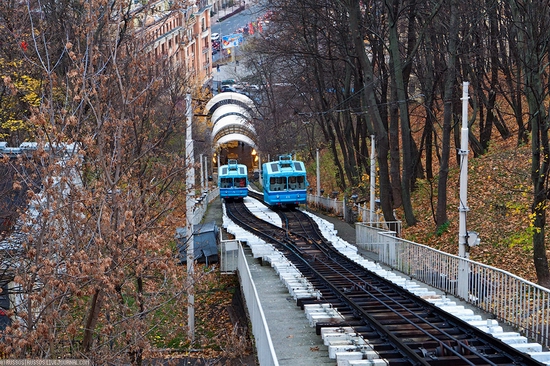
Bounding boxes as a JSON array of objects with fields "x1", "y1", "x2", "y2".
[
  {"x1": 289, "y1": 176, "x2": 297, "y2": 189},
  {"x1": 269, "y1": 177, "x2": 277, "y2": 190},
  {"x1": 277, "y1": 177, "x2": 287, "y2": 189},
  {"x1": 220, "y1": 178, "x2": 232, "y2": 188},
  {"x1": 297, "y1": 176, "x2": 305, "y2": 189},
  {"x1": 238, "y1": 178, "x2": 246, "y2": 187}
]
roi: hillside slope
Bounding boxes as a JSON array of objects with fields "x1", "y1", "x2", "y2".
[{"x1": 401, "y1": 138, "x2": 537, "y2": 283}]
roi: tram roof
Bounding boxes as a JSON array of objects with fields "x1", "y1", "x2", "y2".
[
  {"x1": 219, "y1": 163, "x2": 248, "y2": 177},
  {"x1": 263, "y1": 159, "x2": 306, "y2": 175}
]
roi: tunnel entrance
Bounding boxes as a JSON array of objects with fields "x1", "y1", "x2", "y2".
[{"x1": 205, "y1": 92, "x2": 260, "y2": 182}]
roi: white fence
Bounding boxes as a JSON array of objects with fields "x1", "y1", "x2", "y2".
[
  {"x1": 356, "y1": 223, "x2": 550, "y2": 348},
  {"x1": 236, "y1": 243, "x2": 279, "y2": 366},
  {"x1": 307, "y1": 195, "x2": 402, "y2": 235},
  {"x1": 307, "y1": 194, "x2": 346, "y2": 217}
]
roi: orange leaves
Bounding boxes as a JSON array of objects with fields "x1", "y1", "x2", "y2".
[{"x1": 404, "y1": 142, "x2": 538, "y2": 282}]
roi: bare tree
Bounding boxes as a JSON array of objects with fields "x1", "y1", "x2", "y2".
[
  {"x1": 507, "y1": 0, "x2": 550, "y2": 287},
  {"x1": 0, "y1": 0, "x2": 213, "y2": 363}
]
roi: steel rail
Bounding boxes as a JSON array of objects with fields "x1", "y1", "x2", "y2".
[{"x1": 226, "y1": 200, "x2": 543, "y2": 365}]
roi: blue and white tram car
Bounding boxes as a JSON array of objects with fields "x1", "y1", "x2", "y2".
[
  {"x1": 218, "y1": 159, "x2": 248, "y2": 200},
  {"x1": 262, "y1": 155, "x2": 309, "y2": 207}
]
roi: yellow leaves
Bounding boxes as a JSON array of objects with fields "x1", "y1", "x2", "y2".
[
  {"x1": 13, "y1": 74, "x2": 41, "y2": 107},
  {"x1": 2, "y1": 118, "x2": 29, "y2": 132},
  {"x1": 1, "y1": 58, "x2": 42, "y2": 138}
]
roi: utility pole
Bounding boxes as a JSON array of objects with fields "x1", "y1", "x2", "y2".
[
  {"x1": 185, "y1": 93, "x2": 195, "y2": 342},
  {"x1": 457, "y1": 82, "x2": 480, "y2": 299}
]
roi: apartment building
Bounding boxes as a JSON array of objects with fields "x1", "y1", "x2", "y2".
[{"x1": 136, "y1": 0, "x2": 213, "y2": 86}]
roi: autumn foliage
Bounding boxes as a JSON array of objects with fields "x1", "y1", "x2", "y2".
[{"x1": 0, "y1": 0, "x2": 249, "y2": 364}]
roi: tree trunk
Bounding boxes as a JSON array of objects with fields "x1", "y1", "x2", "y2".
[
  {"x1": 389, "y1": 86, "x2": 403, "y2": 209},
  {"x1": 347, "y1": 0, "x2": 395, "y2": 221},
  {"x1": 435, "y1": 1, "x2": 458, "y2": 228},
  {"x1": 387, "y1": 0, "x2": 417, "y2": 226},
  {"x1": 82, "y1": 288, "x2": 102, "y2": 352},
  {"x1": 509, "y1": 0, "x2": 550, "y2": 287}
]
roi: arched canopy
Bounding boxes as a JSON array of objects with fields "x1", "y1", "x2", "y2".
[
  {"x1": 212, "y1": 118, "x2": 256, "y2": 137},
  {"x1": 211, "y1": 104, "x2": 251, "y2": 125},
  {"x1": 205, "y1": 92, "x2": 255, "y2": 115},
  {"x1": 205, "y1": 92, "x2": 258, "y2": 150}
]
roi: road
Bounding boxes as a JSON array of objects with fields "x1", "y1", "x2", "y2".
[{"x1": 212, "y1": 1, "x2": 268, "y2": 64}]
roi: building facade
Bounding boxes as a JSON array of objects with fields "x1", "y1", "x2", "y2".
[{"x1": 136, "y1": 0, "x2": 213, "y2": 86}]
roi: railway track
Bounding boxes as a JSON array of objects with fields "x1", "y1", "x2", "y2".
[{"x1": 225, "y1": 197, "x2": 544, "y2": 365}]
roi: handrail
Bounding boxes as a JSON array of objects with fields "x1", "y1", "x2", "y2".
[
  {"x1": 356, "y1": 223, "x2": 550, "y2": 348},
  {"x1": 307, "y1": 194, "x2": 402, "y2": 235}
]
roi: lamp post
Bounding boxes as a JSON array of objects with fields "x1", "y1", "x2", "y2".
[
  {"x1": 370, "y1": 135, "x2": 376, "y2": 223},
  {"x1": 200, "y1": 153, "x2": 204, "y2": 192},
  {"x1": 351, "y1": 194, "x2": 358, "y2": 223},
  {"x1": 204, "y1": 155, "x2": 208, "y2": 192}
]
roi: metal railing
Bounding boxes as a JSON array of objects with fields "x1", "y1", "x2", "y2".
[
  {"x1": 356, "y1": 223, "x2": 550, "y2": 348},
  {"x1": 307, "y1": 195, "x2": 402, "y2": 233},
  {"x1": 307, "y1": 194, "x2": 345, "y2": 218},
  {"x1": 237, "y1": 243, "x2": 279, "y2": 366}
]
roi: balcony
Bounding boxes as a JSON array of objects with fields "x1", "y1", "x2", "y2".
[{"x1": 187, "y1": 14, "x2": 196, "y2": 26}]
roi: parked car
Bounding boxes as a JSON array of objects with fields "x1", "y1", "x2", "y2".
[
  {"x1": 221, "y1": 79, "x2": 236, "y2": 86},
  {"x1": 221, "y1": 85, "x2": 237, "y2": 93},
  {"x1": 211, "y1": 32, "x2": 220, "y2": 41}
]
